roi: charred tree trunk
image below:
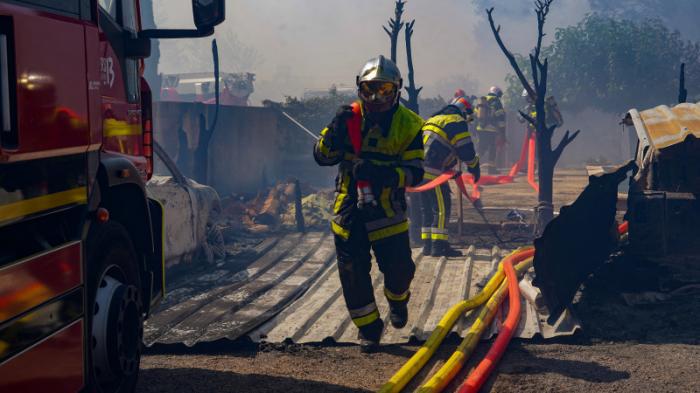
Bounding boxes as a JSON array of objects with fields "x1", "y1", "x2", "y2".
[
  {"x1": 404, "y1": 20, "x2": 422, "y2": 114},
  {"x1": 193, "y1": 40, "x2": 220, "y2": 184},
  {"x1": 486, "y1": 1, "x2": 580, "y2": 237},
  {"x1": 383, "y1": 0, "x2": 405, "y2": 63}
]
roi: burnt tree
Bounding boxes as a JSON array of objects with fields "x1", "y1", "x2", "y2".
[
  {"x1": 487, "y1": 0, "x2": 580, "y2": 236},
  {"x1": 193, "y1": 39, "x2": 220, "y2": 184},
  {"x1": 403, "y1": 19, "x2": 422, "y2": 113},
  {"x1": 383, "y1": 0, "x2": 405, "y2": 63}
]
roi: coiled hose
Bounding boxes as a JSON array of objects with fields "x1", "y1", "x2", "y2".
[
  {"x1": 457, "y1": 248, "x2": 534, "y2": 393},
  {"x1": 378, "y1": 247, "x2": 534, "y2": 393},
  {"x1": 417, "y1": 256, "x2": 534, "y2": 393}
]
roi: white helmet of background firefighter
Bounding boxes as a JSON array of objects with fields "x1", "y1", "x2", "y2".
[
  {"x1": 356, "y1": 55, "x2": 403, "y2": 112},
  {"x1": 489, "y1": 86, "x2": 503, "y2": 97},
  {"x1": 522, "y1": 88, "x2": 534, "y2": 103}
]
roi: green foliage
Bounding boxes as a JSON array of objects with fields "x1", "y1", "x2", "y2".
[
  {"x1": 504, "y1": 15, "x2": 700, "y2": 114},
  {"x1": 280, "y1": 90, "x2": 356, "y2": 134}
]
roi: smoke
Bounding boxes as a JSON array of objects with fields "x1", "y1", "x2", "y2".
[{"x1": 153, "y1": 0, "x2": 593, "y2": 104}]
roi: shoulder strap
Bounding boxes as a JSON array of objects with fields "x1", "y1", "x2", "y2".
[{"x1": 348, "y1": 102, "x2": 363, "y2": 154}]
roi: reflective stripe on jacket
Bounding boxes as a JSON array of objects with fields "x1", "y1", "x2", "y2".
[
  {"x1": 313, "y1": 104, "x2": 424, "y2": 241},
  {"x1": 422, "y1": 109, "x2": 477, "y2": 176}
]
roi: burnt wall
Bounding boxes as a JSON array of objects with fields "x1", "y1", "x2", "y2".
[{"x1": 153, "y1": 102, "x2": 332, "y2": 195}]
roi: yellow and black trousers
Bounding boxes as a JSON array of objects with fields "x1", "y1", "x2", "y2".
[
  {"x1": 334, "y1": 209, "x2": 415, "y2": 337},
  {"x1": 419, "y1": 173, "x2": 452, "y2": 242}
]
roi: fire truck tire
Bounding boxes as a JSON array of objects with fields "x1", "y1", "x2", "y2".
[{"x1": 85, "y1": 220, "x2": 143, "y2": 393}]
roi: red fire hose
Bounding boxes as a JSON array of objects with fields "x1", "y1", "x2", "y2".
[
  {"x1": 526, "y1": 133, "x2": 539, "y2": 193},
  {"x1": 407, "y1": 129, "x2": 539, "y2": 202},
  {"x1": 456, "y1": 222, "x2": 627, "y2": 391},
  {"x1": 408, "y1": 171, "x2": 458, "y2": 193},
  {"x1": 457, "y1": 248, "x2": 535, "y2": 393}
]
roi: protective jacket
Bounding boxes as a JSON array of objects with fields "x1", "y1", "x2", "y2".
[
  {"x1": 422, "y1": 106, "x2": 478, "y2": 176},
  {"x1": 313, "y1": 103, "x2": 425, "y2": 242},
  {"x1": 420, "y1": 106, "x2": 477, "y2": 242},
  {"x1": 476, "y1": 93, "x2": 506, "y2": 133}
]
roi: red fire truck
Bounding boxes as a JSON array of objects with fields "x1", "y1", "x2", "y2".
[{"x1": 0, "y1": 1, "x2": 224, "y2": 392}]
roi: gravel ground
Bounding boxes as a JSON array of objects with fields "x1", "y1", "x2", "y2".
[{"x1": 138, "y1": 339, "x2": 700, "y2": 393}]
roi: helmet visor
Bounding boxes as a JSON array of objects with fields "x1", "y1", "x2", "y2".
[{"x1": 359, "y1": 81, "x2": 397, "y2": 102}]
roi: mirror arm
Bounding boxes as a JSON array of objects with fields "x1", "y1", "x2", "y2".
[{"x1": 139, "y1": 28, "x2": 214, "y2": 39}]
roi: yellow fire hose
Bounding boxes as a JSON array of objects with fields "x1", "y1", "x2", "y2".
[
  {"x1": 417, "y1": 257, "x2": 534, "y2": 393},
  {"x1": 378, "y1": 247, "x2": 533, "y2": 393}
]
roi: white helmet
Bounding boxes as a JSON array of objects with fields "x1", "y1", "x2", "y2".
[
  {"x1": 521, "y1": 89, "x2": 529, "y2": 97},
  {"x1": 489, "y1": 86, "x2": 503, "y2": 97}
]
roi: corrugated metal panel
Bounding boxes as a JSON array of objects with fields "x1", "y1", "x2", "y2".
[
  {"x1": 145, "y1": 232, "x2": 580, "y2": 347},
  {"x1": 249, "y1": 242, "x2": 579, "y2": 345},
  {"x1": 634, "y1": 102, "x2": 700, "y2": 150},
  {"x1": 144, "y1": 232, "x2": 336, "y2": 346}
]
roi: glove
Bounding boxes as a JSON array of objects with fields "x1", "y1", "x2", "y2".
[
  {"x1": 353, "y1": 159, "x2": 397, "y2": 186},
  {"x1": 467, "y1": 158, "x2": 481, "y2": 183},
  {"x1": 325, "y1": 105, "x2": 354, "y2": 148}
]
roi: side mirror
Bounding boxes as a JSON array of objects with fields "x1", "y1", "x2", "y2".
[
  {"x1": 140, "y1": 0, "x2": 226, "y2": 40},
  {"x1": 193, "y1": 0, "x2": 225, "y2": 30},
  {"x1": 125, "y1": 36, "x2": 152, "y2": 59}
]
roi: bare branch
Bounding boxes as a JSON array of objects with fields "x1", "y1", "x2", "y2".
[
  {"x1": 533, "y1": 0, "x2": 553, "y2": 61},
  {"x1": 384, "y1": 1, "x2": 406, "y2": 63},
  {"x1": 404, "y1": 18, "x2": 421, "y2": 112},
  {"x1": 552, "y1": 129, "x2": 580, "y2": 163},
  {"x1": 486, "y1": 7, "x2": 536, "y2": 98},
  {"x1": 406, "y1": 19, "x2": 415, "y2": 37},
  {"x1": 530, "y1": 54, "x2": 539, "y2": 92},
  {"x1": 519, "y1": 110, "x2": 536, "y2": 126}
]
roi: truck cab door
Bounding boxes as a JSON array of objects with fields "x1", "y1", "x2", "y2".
[{"x1": 97, "y1": 0, "x2": 147, "y2": 175}]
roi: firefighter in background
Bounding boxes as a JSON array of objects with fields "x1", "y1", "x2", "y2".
[
  {"x1": 475, "y1": 86, "x2": 506, "y2": 174},
  {"x1": 420, "y1": 96, "x2": 481, "y2": 257},
  {"x1": 519, "y1": 89, "x2": 565, "y2": 136},
  {"x1": 313, "y1": 55, "x2": 425, "y2": 353},
  {"x1": 520, "y1": 89, "x2": 537, "y2": 133}
]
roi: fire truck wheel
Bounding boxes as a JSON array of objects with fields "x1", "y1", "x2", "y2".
[{"x1": 86, "y1": 220, "x2": 143, "y2": 393}]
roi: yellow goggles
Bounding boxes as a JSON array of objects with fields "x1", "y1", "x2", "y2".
[{"x1": 359, "y1": 81, "x2": 397, "y2": 99}]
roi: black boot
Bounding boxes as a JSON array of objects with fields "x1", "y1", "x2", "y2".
[
  {"x1": 432, "y1": 240, "x2": 462, "y2": 257},
  {"x1": 388, "y1": 300, "x2": 409, "y2": 329},
  {"x1": 358, "y1": 318, "x2": 384, "y2": 353},
  {"x1": 422, "y1": 238, "x2": 432, "y2": 256}
]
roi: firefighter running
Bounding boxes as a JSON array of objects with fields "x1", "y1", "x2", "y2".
[
  {"x1": 475, "y1": 86, "x2": 507, "y2": 174},
  {"x1": 313, "y1": 55, "x2": 425, "y2": 353},
  {"x1": 420, "y1": 95, "x2": 481, "y2": 257}
]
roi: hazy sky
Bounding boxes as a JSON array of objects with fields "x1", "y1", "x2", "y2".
[{"x1": 155, "y1": 0, "x2": 591, "y2": 103}]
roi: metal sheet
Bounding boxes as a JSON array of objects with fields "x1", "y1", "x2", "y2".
[
  {"x1": 248, "y1": 239, "x2": 580, "y2": 345},
  {"x1": 634, "y1": 102, "x2": 700, "y2": 150},
  {"x1": 145, "y1": 232, "x2": 580, "y2": 347}
]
